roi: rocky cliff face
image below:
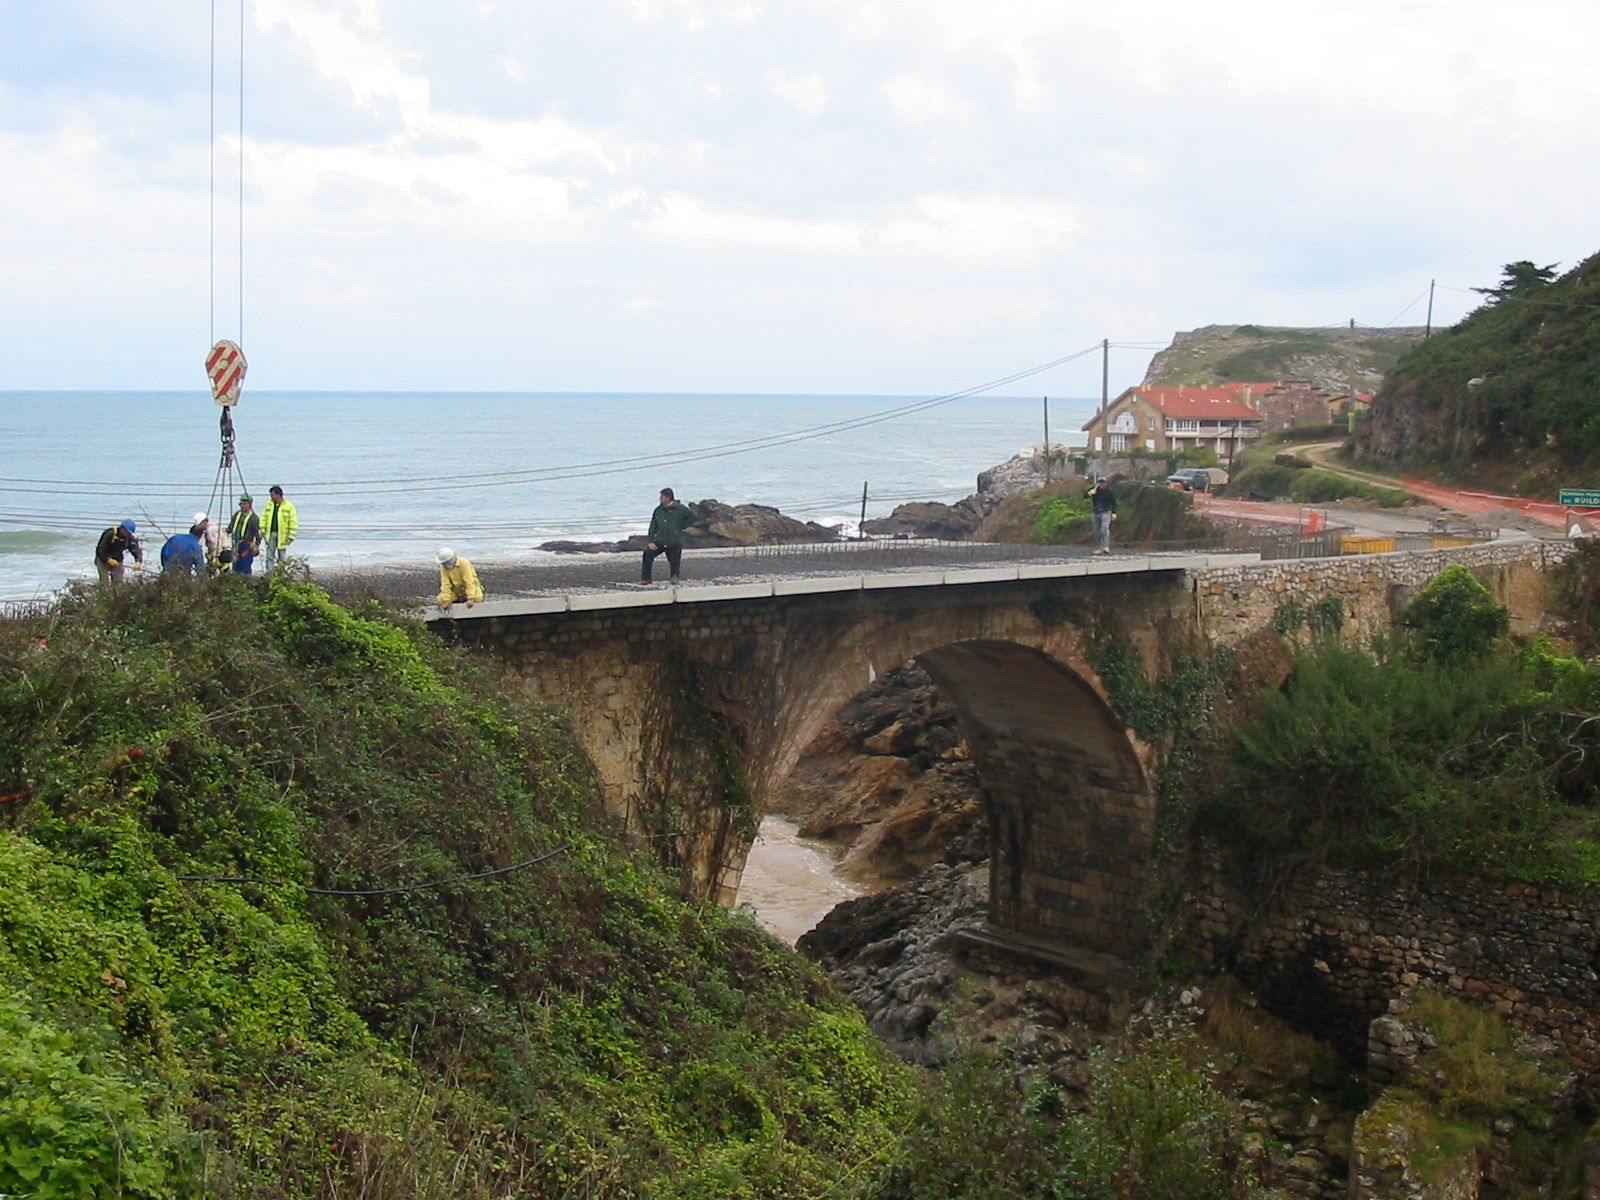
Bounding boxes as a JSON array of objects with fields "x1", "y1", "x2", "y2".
[
  {"x1": 766, "y1": 662, "x2": 985, "y2": 881},
  {"x1": 1144, "y1": 324, "x2": 1424, "y2": 395}
]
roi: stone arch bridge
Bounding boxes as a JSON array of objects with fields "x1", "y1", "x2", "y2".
[{"x1": 432, "y1": 541, "x2": 1560, "y2": 965}]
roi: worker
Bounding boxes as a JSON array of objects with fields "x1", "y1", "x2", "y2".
[
  {"x1": 191, "y1": 511, "x2": 222, "y2": 567},
  {"x1": 227, "y1": 495, "x2": 261, "y2": 574},
  {"x1": 94, "y1": 519, "x2": 143, "y2": 584},
  {"x1": 436, "y1": 547, "x2": 484, "y2": 612},
  {"x1": 261, "y1": 485, "x2": 298, "y2": 571},
  {"x1": 160, "y1": 529, "x2": 206, "y2": 577}
]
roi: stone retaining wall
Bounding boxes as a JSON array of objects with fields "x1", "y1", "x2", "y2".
[
  {"x1": 1191, "y1": 857, "x2": 1600, "y2": 1101},
  {"x1": 1193, "y1": 540, "x2": 1573, "y2": 648}
]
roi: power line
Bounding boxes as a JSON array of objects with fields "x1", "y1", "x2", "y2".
[
  {"x1": 1381, "y1": 285, "x2": 1432, "y2": 328},
  {"x1": 1435, "y1": 282, "x2": 1600, "y2": 313},
  {"x1": 0, "y1": 346, "x2": 1103, "y2": 499}
]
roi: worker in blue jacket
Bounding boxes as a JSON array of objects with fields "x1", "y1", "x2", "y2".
[{"x1": 160, "y1": 530, "x2": 206, "y2": 577}]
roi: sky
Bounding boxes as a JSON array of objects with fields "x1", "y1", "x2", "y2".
[{"x1": 1, "y1": 0, "x2": 1597, "y2": 398}]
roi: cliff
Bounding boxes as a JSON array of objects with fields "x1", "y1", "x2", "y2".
[
  {"x1": 1144, "y1": 323, "x2": 1425, "y2": 394},
  {"x1": 1358, "y1": 253, "x2": 1600, "y2": 492}
]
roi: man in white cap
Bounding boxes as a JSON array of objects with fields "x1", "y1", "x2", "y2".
[
  {"x1": 436, "y1": 547, "x2": 483, "y2": 612},
  {"x1": 190, "y1": 512, "x2": 222, "y2": 567}
]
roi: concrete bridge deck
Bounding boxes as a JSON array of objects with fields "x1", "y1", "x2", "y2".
[{"x1": 379, "y1": 542, "x2": 1264, "y2": 620}]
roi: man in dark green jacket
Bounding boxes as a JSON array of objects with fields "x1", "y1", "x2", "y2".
[{"x1": 641, "y1": 488, "x2": 695, "y2": 583}]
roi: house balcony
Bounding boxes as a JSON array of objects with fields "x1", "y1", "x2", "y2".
[{"x1": 1164, "y1": 424, "x2": 1262, "y2": 440}]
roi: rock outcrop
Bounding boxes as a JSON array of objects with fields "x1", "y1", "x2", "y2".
[
  {"x1": 540, "y1": 498, "x2": 840, "y2": 552},
  {"x1": 860, "y1": 447, "x2": 1067, "y2": 539},
  {"x1": 767, "y1": 663, "x2": 985, "y2": 881}
]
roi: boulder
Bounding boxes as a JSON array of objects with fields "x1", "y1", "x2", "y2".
[
  {"x1": 539, "y1": 497, "x2": 839, "y2": 552},
  {"x1": 861, "y1": 494, "x2": 1001, "y2": 540},
  {"x1": 686, "y1": 498, "x2": 841, "y2": 547}
]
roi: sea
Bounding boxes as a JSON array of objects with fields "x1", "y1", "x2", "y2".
[{"x1": 0, "y1": 390, "x2": 1097, "y2": 603}]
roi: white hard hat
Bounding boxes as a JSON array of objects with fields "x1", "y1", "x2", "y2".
[
  {"x1": 193, "y1": 511, "x2": 209, "y2": 525},
  {"x1": 437, "y1": 546, "x2": 455, "y2": 564}
]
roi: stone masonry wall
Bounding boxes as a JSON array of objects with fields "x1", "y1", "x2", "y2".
[
  {"x1": 1191, "y1": 859, "x2": 1600, "y2": 1101},
  {"x1": 1192, "y1": 539, "x2": 1572, "y2": 648}
]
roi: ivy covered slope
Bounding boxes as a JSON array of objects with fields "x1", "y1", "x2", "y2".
[
  {"x1": 0, "y1": 579, "x2": 912, "y2": 1200},
  {"x1": 1359, "y1": 253, "x2": 1600, "y2": 491}
]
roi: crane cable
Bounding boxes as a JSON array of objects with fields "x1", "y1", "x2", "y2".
[{"x1": 204, "y1": 0, "x2": 249, "y2": 537}]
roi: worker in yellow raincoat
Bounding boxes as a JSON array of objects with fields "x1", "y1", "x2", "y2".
[{"x1": 436, "y1": 547, "x2": 483, "y2": 612}]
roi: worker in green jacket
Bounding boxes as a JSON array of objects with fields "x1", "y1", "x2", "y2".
[{"x1": 641, "y1": 487, "x2": 696, "y2": 584}]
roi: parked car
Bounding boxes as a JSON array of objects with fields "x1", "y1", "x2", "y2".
[{"x1": 1167, "y1": 468, "x2": 1216, "y2": 492}]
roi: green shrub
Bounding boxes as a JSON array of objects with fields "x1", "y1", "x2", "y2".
[
  {"x1": 1208, "y1": 620, "x2": 1600, "y2": 891},
  {"x1": 1400, "y1": 563, "x2": 1509, "y2": 663},
  {"x1": 1032, "y1": 494, "x2": 1092, "y2": 542},
  {"x1": 1054, "y1": 1037, "x2": 1257, "y2": 1200}
]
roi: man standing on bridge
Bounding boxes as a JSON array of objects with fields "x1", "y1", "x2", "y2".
[
  {"x1": 1089, "y1": 478, "x2": 1117, "y2": 555},
  {"x1": 641, "y1": 487, "x2": 695, "y2": 584}
]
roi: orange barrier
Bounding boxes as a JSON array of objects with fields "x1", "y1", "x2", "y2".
[
  {"x1": 1400, "y1": 477, "x2": 1594, "y2": 530},
  {"x1": 1193, "y1": 494, "x2": 1324, "y2": 530}
]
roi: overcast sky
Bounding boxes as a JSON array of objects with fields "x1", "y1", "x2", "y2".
[{"x1": 2, "y1": 0, "x2": 1596, "y2": 397}]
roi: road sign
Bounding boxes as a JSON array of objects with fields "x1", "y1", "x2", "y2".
[
  {"x1": 1559, "y1": 488, "x2": 1600, "y2": 507},
  {"x1": 206, "y1": 340, "x2": 247, "y2": 406}
]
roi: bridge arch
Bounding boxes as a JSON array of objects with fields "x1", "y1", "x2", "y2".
[{"x1": 741, "y1": 605, "x2": 1156, "y2": 960}]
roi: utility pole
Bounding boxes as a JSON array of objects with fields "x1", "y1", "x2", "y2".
[
  {"x1": 1425, "y1": 279, "x2": 1435, "y2": 338},
  {"x1": 858, "y1": 482, "x2": 868, "y2": 540},
  {"x1": 1097, "y1": 338, "x2": 1109, "y2": 480},
  {"x1": 1043, "y1": 396, "x2": 1051, "y2": 484}
]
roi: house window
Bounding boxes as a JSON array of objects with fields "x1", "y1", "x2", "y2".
[
  {"x1": 1167, "y1": 419, "x2": 1199, "y2": 433},
  {"x1": 1110, "y1": 434, "x2": 1129, "y2": 452}
]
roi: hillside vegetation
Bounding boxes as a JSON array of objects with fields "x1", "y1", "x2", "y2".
[
  {"x1": 1358, "y1": 253, "x2": 1600, "y2": 492},
  {"x1": 974, "y1": 479, "x2": 1214, "y2": 547},
  {"x1": 0, "y1": 579, "x2": 916, "y2": 1198},
  {"x1": 1, "y1": 577, "x2": 1280, "y2": 1200},
  {"x1": 1202, "y1": 559, "x2": 1600, "y2": 893},
  {"x1": 1143, "y1": 324, "x2": 1424, "y2": 393},
  {"x1": 1226, "y1": 432, "x2": 1411, "y2": 508}
]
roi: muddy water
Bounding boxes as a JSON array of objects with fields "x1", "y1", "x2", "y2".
[{"x1": 737, "y1": 815, "x2": 868, "y2": 945}]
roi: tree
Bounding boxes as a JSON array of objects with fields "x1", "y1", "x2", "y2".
[
  {"x1": 1401, "y1": 563, "x2": 1509, "y2": 663},
  {"x1": 1471, "y1": 260, "x2": 1559, "y2": 304}
]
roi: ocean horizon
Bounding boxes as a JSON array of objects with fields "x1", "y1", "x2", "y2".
[{"x1": 0, "y1": 389, "x2": 1099, "y2": 601}]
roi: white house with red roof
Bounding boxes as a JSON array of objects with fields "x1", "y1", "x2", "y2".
[{"x1": 1083, "y1": 382, "x2": 1268, "y2": 461}]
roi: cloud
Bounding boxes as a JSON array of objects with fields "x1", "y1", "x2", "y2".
[
  {"x1": 883, "y1": 72, "x2": 975, "y2": 126},
  {"x1": 1, "y1": 0, "x2": 1597, "y2": 394},
  {"x1": 766, "y1": 68, "x2": 827, "y2": 117}
]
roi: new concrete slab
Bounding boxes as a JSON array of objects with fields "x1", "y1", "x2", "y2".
[
  {"x1": 1017, "y1": 560, "x2": 1091, "y2": 580},
  {"x1": 772, "y1": 575, "x2": 866, "y2": 596},
  {"x1": 425, "y1": 595, "x2": 567, "y2": 622},
  {"x1": 942, "y1": 567, "x2": 1022, "y2": 586},
  {"x1": 673, "y1": 583, "x2": 776, "y2": 603},
  {"x1": 1082, "y1": 555, "x2": 1151, "y2": 574},
  {"x1": 567, "y1": 587, "x2": 675, "y2": 611},
  {"x1": 862, "y1": 570, "x2": 946, "y2": 590}
]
